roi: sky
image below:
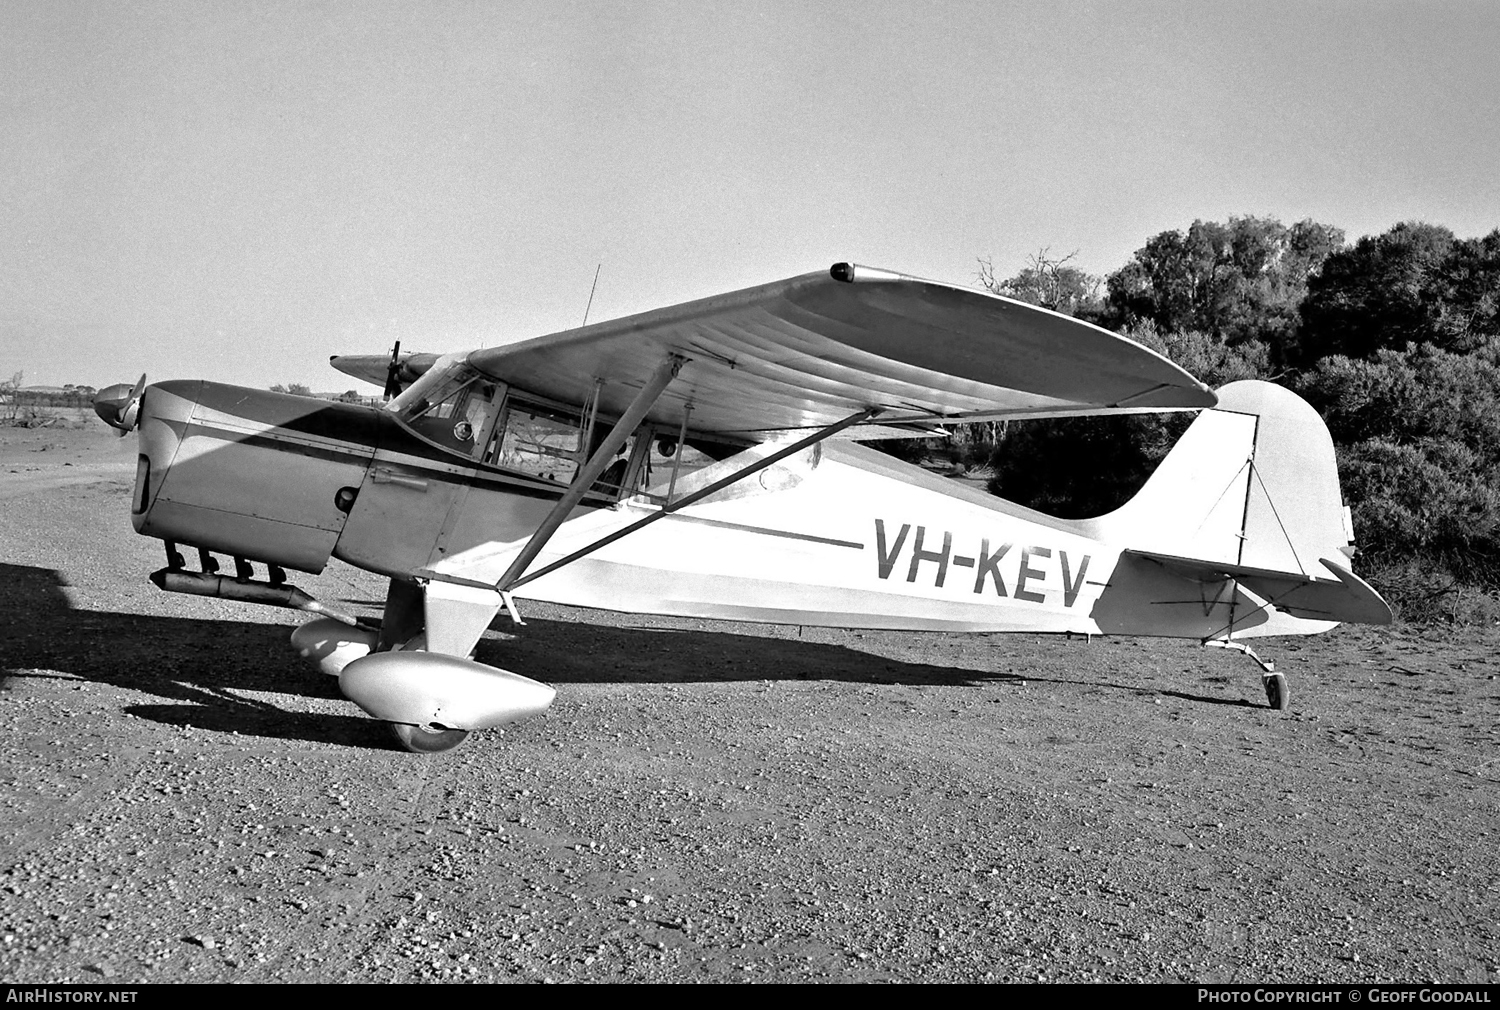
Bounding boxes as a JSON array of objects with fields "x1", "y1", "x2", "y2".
[{"x1": 3, "y1": 0, "x2": 1497, "y2": 390}]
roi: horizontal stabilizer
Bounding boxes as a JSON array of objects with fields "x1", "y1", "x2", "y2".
[{"x1": 1125, "y1": 550, "x2": 1392, "y2": 626}]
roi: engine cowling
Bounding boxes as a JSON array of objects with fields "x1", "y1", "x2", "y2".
[{"x1": 338, "y1": 651, "x2": 555, "y2": 731}]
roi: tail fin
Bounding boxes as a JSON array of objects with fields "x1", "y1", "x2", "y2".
[
  {"x1": 1087, "y1": 380, "x2": 1352, "y2": 573},
  {"x1": 1082, "y1": 380, "x2": 1390, "y2": 633}
]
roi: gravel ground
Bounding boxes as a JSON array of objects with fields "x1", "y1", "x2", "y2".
[{"x1": 2, "y1": 426, "x2": 1497, "y2": 983}]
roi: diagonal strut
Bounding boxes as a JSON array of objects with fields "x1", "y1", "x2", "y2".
[
  {"x1": 494, "y1": 354, "x2": 684, "y2": 593},
  {"x1": 506, "y1": 407, "x2": 881, "y2": 592}
]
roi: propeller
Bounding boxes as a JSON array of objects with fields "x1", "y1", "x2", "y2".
[
  {"x1": 383, "y1": 340, "x2": 403, "y2": 400},
  {"x1": 93, "y1": 374, "x2": 146, "y2": 435}
]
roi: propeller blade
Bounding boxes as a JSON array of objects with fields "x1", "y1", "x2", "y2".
[
  {"x1": 383, "y1": 340, "x2": 403, "y2": 400},
  {"x1": 120, "y1": 373, "x2": 146, "y2": 430}
]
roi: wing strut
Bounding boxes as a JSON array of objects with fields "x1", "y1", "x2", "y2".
[
  {"x1": 506, "y1": 406, "x2": 881, "y2": 593},
  {"x1": 494, "y1": 354, "x2": 685, "y2": 594}
]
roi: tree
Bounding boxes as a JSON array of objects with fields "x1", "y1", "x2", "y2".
[
  {"x1": 1, "y1": 372, "x2": 21, "y2": 425},
  {"x1": 1433, "y1": 229, "x2": 1500, "y2": 350},
  {"x1": 978, "y1": 248, "x2": 1102, "y2": 317},
  {"x1": 1124, "y1": 320, "x2": 1271, "y2": 388},
  {"x1": 1296, "y1": 224, "x2": 1500, "y2": 364},
  {"x1": 1104, "y1": 216, "x2": 1343, "y2": 352}
]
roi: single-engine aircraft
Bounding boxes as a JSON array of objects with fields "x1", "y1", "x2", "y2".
[{"x1": 93, "y1": 263, "x2": 1391, "y2": 752}]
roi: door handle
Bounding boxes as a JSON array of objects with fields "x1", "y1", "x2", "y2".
[{"x1": 371, "y1": 467, "x2": 429, "y2": 492}]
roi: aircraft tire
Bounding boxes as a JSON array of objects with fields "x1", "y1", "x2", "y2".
[
  {"x1": 1262, "y1": 673, "x2": 1289, "y2": 712},
  {"x1": 390, "y1": 722, "x2": 470, "y2": 754}
]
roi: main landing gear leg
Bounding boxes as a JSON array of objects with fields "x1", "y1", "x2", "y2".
[
  {"x1": 370, "y1": 579, "x2": 475, "y2": 753},
  {"x1": 376, "y1": 578, "x2": 426, "y2": 653}
]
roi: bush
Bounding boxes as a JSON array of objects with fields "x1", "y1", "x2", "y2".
[
  {"x1": 1358, "y1": 559, "x2": 1500, "y2": 626},
  {"x1": 1297, "y1": 340, "x2": 1500, "y2": 455},
  {"x1": 986, "y1": 413, "x2": 1186, "y2": 518},
  {"x1": 1337, "y1": 437, "x2": 1500, "y2": 586}
]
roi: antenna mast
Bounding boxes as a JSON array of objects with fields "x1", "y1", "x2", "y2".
[{"x1": 582, "y1": 263, "x2": 602, "y2": 326}]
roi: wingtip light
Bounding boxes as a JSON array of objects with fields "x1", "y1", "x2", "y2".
[{"x1": 829, "y1": 262, "x2": 910, "y2": 284}]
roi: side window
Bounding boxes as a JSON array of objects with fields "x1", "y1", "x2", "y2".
[
  {"x1": 477, "y1": 397, "x2": 714, "y2": 502},
  {"x1": 485, "y1": 401, "x2": 584, "y2": 484},
  {"x1": 639, "y1": 432, "x2": 741, "y2": 503}
]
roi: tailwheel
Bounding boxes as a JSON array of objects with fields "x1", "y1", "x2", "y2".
[
  {"x1": 1262, "y1": 672, "x2": 1290, "y2": 712},
  {"x1": 390, "y1": 722, "x2": 470, "y2": 754}
]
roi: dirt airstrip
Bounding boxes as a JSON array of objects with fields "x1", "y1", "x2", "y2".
[{"x1": 1, "y1": 423, "x2": 1497, "y2": 983}]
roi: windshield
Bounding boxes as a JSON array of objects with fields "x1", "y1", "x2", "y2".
[
  {"x1": 386, "y1": 357, "x2": 654, "y2": 500},
  {"x1": 387, "y1": 353, "x2": 474, "y2": 421},
  {"x1": 386, "y1": 353, "x2": 501, "y2": 457}
]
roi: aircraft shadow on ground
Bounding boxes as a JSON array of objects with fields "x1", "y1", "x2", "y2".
[
  {"x1": 480, "y1": 618, "x2": 1012, "y2": 688},
  {"x1": 0, "y1": 563, "x2": 1244, "y2": 748},
  {"x1": 485, "y1": 619, "x2": 1251, "y2": 709},
  {"x1": 0, "y1": 564, "x2": 393, "y2": 749}
]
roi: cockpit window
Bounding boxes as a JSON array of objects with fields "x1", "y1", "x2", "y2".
[
  {"x1": 387, "y1": 355, "x2": 501, "y2": 458},
  {"x1": 485, "y1": 402, "x2": 584, "y2": 484},
  {"x1": 389, "y1": 360, "x2": 658, "y2": 501},
  {"x1": 481, "y1": 398, "x2": 650, "y2": 499}
]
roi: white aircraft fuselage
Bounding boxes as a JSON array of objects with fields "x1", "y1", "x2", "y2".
[{"x1": 130, "y1": 378, "x2": 1324, "y2": 645}]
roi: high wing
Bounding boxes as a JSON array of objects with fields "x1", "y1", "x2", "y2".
[{"x1": 449, "y1": 263, "x2": 1214, "y2": 438}]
